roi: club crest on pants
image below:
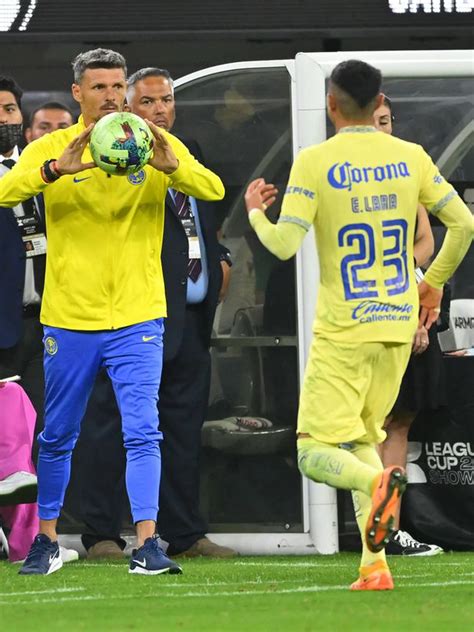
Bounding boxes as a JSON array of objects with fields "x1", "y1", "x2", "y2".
[{"x1": 44, "y1": 336, "x2": 58, "y2": 355}]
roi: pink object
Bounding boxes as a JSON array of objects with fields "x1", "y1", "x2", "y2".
[{"x1": 0, "y1": 382, "x2": 39, "y2": 561}]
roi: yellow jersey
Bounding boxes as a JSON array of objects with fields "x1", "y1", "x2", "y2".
[
  {"x1": 280, "y1": 126, "x2": 457, "y2": 343},
  {"x1": 0, "y1": 116, "x2": 224, "y2": 330}
]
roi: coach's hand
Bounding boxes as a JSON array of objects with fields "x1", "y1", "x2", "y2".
[
  {"x1": 418, "y1": 280, "x2": 443, "y2": 330},
  {"x1": 145, "y1": 119, "x2": 179, "y2": 174},
  {"x1": 56, "y1": 124, "x2": 96, "y2": 175},
  {"x1": 245, "y1": 178, "x2": 278, "y2": 214}
]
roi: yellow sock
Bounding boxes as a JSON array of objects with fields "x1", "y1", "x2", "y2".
[
  {"x1": 297, "y1": 438, "x2": 379, "y2": 497},
  {"x1": 350, "y1": 443, "x2": 388, "y2": 571}
]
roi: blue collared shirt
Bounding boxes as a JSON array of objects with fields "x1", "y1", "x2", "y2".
[{"x1": 169, "y1": 190, "x2": 209, "y2": 303}]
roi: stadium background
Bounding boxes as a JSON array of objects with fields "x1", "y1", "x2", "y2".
[
  {"x1": 0, "y1": 1, "x2": 472, "y2": 552},
  {"x1": 0, "y1": 0, "x2": 473, "y2": 90}
]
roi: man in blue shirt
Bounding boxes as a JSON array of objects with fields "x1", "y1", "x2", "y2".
[{"x1": 78, "y1": 67, "x2": 235, "y2": 559}]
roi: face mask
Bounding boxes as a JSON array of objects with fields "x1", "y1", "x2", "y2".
[{"x1": 0, "y1": 124, "x2": 23, "y2": 154}]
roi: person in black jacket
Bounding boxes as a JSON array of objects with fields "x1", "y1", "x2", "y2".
[
  {"x1": 0, "y1": 76, "x2": 46, "y2": 440},
  {"x1": 78, "y1": 67, "x2": 235, "y2": 558},
  {"x1": 0, "y1": 78, "x2": 78, "y2": 564}
]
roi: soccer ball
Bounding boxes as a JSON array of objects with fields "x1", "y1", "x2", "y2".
[{"x1": 90, "y1": 112, "x2": 154, "y2": 175}]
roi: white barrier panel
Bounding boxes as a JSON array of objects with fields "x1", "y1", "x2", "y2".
[{"x1": 439, "y1": 299, "x2": 474, "y2": 351}]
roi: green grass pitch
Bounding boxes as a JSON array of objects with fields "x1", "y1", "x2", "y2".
[{"x1": 0, "y1": 552, "x2": 472, "y2": 631}]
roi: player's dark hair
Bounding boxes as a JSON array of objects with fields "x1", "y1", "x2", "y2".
[
  {"x1": 28, "y1": 101, "x2": 74, "y2": 127},
  {"x1": 72, "y1": 48, "x2": 127, "y2": 83},
  {"x1": 330, "y1": 60, "x2": 382, "y2": 115},
  {"x1": 0, "y1": 75, "x2": 23, "y2": 109}
]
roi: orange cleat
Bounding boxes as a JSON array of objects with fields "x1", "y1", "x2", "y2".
[
  {"x1": 351, "y1": 563, "x2": 394, "y2": 591},
  {"x1": 366, "y1": 466, "x2": 407, "y2": 553}
]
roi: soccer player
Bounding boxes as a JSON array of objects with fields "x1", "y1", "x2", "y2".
[
  {"x1": 244, "y1": 60, "x2": 473, "y2": 590},
  {"x1": 0, "y1": 48, "x2": 224, "y2": 576}
]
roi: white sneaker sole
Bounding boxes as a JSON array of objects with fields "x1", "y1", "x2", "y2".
[
  {"x1": 405, "y1": 547, "x2": 444, "y2": 557},
  {"x1": 129, "y1": 565, "x2": 182, "y2": 575}
]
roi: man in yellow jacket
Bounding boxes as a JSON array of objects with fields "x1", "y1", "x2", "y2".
[{"x1": 0, "y1": 48, "x2": 225, "y2": 576}]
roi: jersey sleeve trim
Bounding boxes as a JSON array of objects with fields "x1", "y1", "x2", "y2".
[
  {"x1": 278, "y1": 215, "x2": 312, "y2": 231},
  {"x1": 430, "y1": 190, "x2": 458, "y2": 215}
]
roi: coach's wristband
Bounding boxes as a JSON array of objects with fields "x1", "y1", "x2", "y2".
[{"x1": 42, "y1": 159, "x2": 61, "y2": 183}]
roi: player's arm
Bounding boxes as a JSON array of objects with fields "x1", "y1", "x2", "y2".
[
  {"x1": 244, "y1": 150, "x2": 317, "y2": 260},
  {"x1": 146, "y1": 120, "x2": 224, "y2": 201},
  {"x1": 417, "y1": 148, "x2": 473, "y2": 327},
  {"x1": 413, "y1": 205, "x2": 434, "y2": 268},
  {"x1": 0, "y1": 126, "x2": 95, "y2": 208},
  {"x1": 422, "y1": 194, "x2": 472, "y2": 288}
]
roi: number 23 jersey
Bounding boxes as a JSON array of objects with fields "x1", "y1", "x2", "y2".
[{"x1": 280, "y1": 126, "x2": 457, "y2": 343}]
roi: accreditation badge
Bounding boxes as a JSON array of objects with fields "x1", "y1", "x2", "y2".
[
  {"x1": 16, "y1": 210, "x2": 47, "y2": 257},
  {"x1": 182, "y1": 217, "x2": 202, "y2": 260}
]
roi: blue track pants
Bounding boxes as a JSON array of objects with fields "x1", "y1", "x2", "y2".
[{"x1": 38, "y1": 319, "x2": 164, "y2": 523}]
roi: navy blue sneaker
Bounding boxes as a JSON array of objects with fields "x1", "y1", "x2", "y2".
[
  {"x1": 129, "y1": 535, "x2": 182, "y2": 575},
  {"x1": 19, "y1": 534, "x2": 63, "y2": 575}
]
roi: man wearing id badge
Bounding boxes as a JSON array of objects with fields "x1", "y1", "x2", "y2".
[{"x1": 0, "y1": 76, "x2": 46, "y2": 431}]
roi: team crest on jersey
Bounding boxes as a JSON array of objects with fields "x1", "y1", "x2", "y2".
[
  {"x1": 44, "y1": 337, "x2": 58, "y2": 355},
  {"x1": 128, "y1": 169, "x2": 146, "y2": 185}
]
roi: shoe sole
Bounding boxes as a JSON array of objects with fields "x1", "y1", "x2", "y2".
[
  {"x1": 129, "y1": 565, "x2": 183, "y2": 575},
  {"x1": 366, "y1": 467, "x2": 407, "y2": 553},
  {"x1": 0, "y1": 482, "x2": 38, "y2": 507},
  {"x1": 390, "y1": 548, "x2": 444, "y2": 557}
]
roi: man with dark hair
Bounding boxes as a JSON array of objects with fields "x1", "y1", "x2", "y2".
[
  {"x1": 25, "y1": 102, "x2": 74, "y2": 143},
  {"x1": 244, "y1": 59, "x2": 473, "y2": 590},
  {"x1": 0, "y1": 48, "x2": 224, "y2": 576},
  {"x1": 0, "y1": 73, "x2": 44, "y2": 459},
  {"x1": 329, "y1": 60, "x2": 383, "y2": 115},
  {"x1": 77, "y1": 67, "x2": 235, "y2": 560}
]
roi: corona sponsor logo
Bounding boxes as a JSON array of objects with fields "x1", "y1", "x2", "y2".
[{"x1": 327, "y1": 161, "x2": 410, "y2": 191}]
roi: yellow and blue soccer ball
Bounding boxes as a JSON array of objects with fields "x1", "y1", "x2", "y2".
[{"x1": 90, "y1": 112, "x2": 153, "y2": 175}]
